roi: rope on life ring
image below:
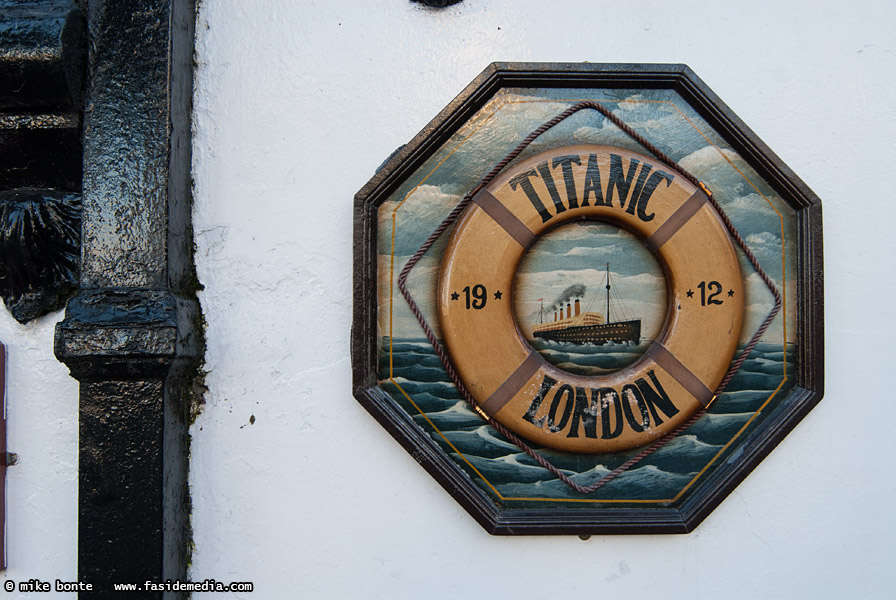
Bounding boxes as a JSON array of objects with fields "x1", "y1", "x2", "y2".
[{"x1": 399, "y1": 100, "x2": 781, "y2": 492}]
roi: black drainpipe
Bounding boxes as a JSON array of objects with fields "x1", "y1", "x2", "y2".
[{"x1": 51, "y1": 1, "x2": 201, "y2": 597}]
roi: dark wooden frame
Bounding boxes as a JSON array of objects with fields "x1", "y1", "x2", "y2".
[{"x1": 352, "y1": 62, "x2": 823, "y2": 535}]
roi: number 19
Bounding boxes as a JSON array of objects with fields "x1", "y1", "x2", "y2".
[{"x1": 463, "y1": 284, "x2": 487, "y2": 309}]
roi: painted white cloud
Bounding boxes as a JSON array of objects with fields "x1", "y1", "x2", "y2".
[
  {"x1": 378, "y1": 183, "x2": 461, "y2": 225},
  {"x1": 535, "y1": 223, "x2": 602, "y2": 241},
  {"x1": 564, "y1": 244, "x2": 624, "y2": 258},
  {"x1": 572, "y1": 124, "x2": 643, "y2": 150},
  {"x1": 746, "y1": 231, "x2": 782, "y2": 247},
  {"x1": 617, "y1": 93, "x2": 649, "y2": 112},
  {"x1": 726, "y1": 192, "x2": 777, "y2": 215},
  {"x1": 377, "y1": 183, "x2": 468, "y2": 258},
  {"x1": 678, "y1": 146, "x2": 742, "y2": 172}
]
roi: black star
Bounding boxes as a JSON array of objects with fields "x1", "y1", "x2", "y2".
[
  {"x1": 686, "y1": 289, "x2": 694, "y2": 298},
  {"x1": 494, "y1": 290, "x2": 503, "y2": 300},
  {"x1": 451, "y1": 291, "x2": 459, "y2": 301},
  {"x1": 728, "y1": 289, "x2": 735, "y2": 297}
]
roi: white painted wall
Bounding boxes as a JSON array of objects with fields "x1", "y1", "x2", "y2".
[
  {"x1": 182, "y1": 0, "x2": 895, "y2": 598},
  {"x1": 0, "y1": 311, "x2": 78, "y2": 593}
]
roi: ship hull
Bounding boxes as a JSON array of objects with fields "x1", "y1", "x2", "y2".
[{"x1": 533, "y1": 319, "x2": 641, "y2": 345}]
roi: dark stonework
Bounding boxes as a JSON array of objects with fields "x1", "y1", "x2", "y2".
[
  {"x1": 0, "y1": 0, "x2": 85, "y2": 111},
  {"x1": 1, "y1": 0, "x2": 86, "y2": 323},
  {"x1": 0, "y1": 189, "x2": 81, "y2": 322},
  {"x1": 0, "y1": 0, "x2": 86, "y2": 191},
  {"x1": 51, "y1": 1, "x2": 200, "y2": 597}
]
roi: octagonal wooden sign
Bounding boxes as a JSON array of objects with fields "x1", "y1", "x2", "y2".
[{"x1": 352, "y1": 63, "x2": 823, "y2": 534}]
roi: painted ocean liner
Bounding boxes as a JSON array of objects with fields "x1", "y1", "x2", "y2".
[{"x1": 532, "y1": 263, "x2": 641, "y2": 345}]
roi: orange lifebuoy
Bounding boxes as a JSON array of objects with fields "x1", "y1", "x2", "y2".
[{"x1": 438, "y1": 145, "x2": 744, "y2": 453}]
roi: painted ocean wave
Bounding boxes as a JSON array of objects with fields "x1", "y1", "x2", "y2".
[
  {"x1": 383, "y1": 351, "x2": 445, "y2": 369},
  {"x1": 530, "y1": 339, "x2": 650, "y2": 376},
  {"x1": 398, "y1": 391, "x2": 458, "y2": 411},
  {"x1": 387, "y1": 363, "x2": 455, "y2": 383},
  {"x1": 712, "y1": 389, "x2": 776, "y2": 411},
  {"x1": 724, "y1": 371, "x2": 785, "y2": 393},
  {"x1": 495, "y1": 464, "x2": 696, "y2": 500},
  {"x1": 441, "y1": 425, "x2": 521, "y2": 458},
  {"x1": 685, "y1": 412, "x2": 755, "y2": 445},
  {"x1": 454, "y1": 452, "x2": 570, "y2": 484},
  {"x1": 386, "y1": 340, "x2": 442, "y2": 354},
  {"x1": 379, "y1": 338, "x2": 795, "y2": 502},
  {"x1": 414, "y1": 402, "x2": 483, "y2": 429},
  {"x1": 385, "y1": 376, "x2": 461, "y2": 399},
  {"x1": 645, "y1": 434, "x2": 723, "y2": 473},
  {"x1": 739, "y1": 357, "x2": 789, "y2": 375}
]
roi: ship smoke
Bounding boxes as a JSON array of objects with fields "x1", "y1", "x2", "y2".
[{"x1": 552, "y1": 284, "x2": 586, "y2": 311}]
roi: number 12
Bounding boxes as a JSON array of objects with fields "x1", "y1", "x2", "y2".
[{"x1": 698, "y1": 281, "x2": 723, "y2": 306}]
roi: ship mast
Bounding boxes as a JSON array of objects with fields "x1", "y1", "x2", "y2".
[{"x1": 605, "y1": 262, "x2": 611, "y2": 324}]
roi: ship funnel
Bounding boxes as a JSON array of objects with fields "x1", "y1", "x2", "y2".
[
  {"x1": 566, "y1": 302, "x2": 571, "y2": 319},
  {"x1": 553, "y1": 310, "x2": 557, "y2": 322},
  {"x1": 574, "y1": 298, "x2": 580, "y2": 317}
]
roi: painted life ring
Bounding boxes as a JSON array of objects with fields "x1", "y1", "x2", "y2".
[{"x1": 438, "y1": 145, "x2": 744, "y2": 453}]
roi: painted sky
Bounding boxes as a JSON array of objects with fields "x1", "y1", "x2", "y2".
[
  {"x1": 378, "y1": 88, "x2": 797, "y2": 345},
  {"x1": 514, "y1": 222, "x2": 667, "y2": 341}
]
